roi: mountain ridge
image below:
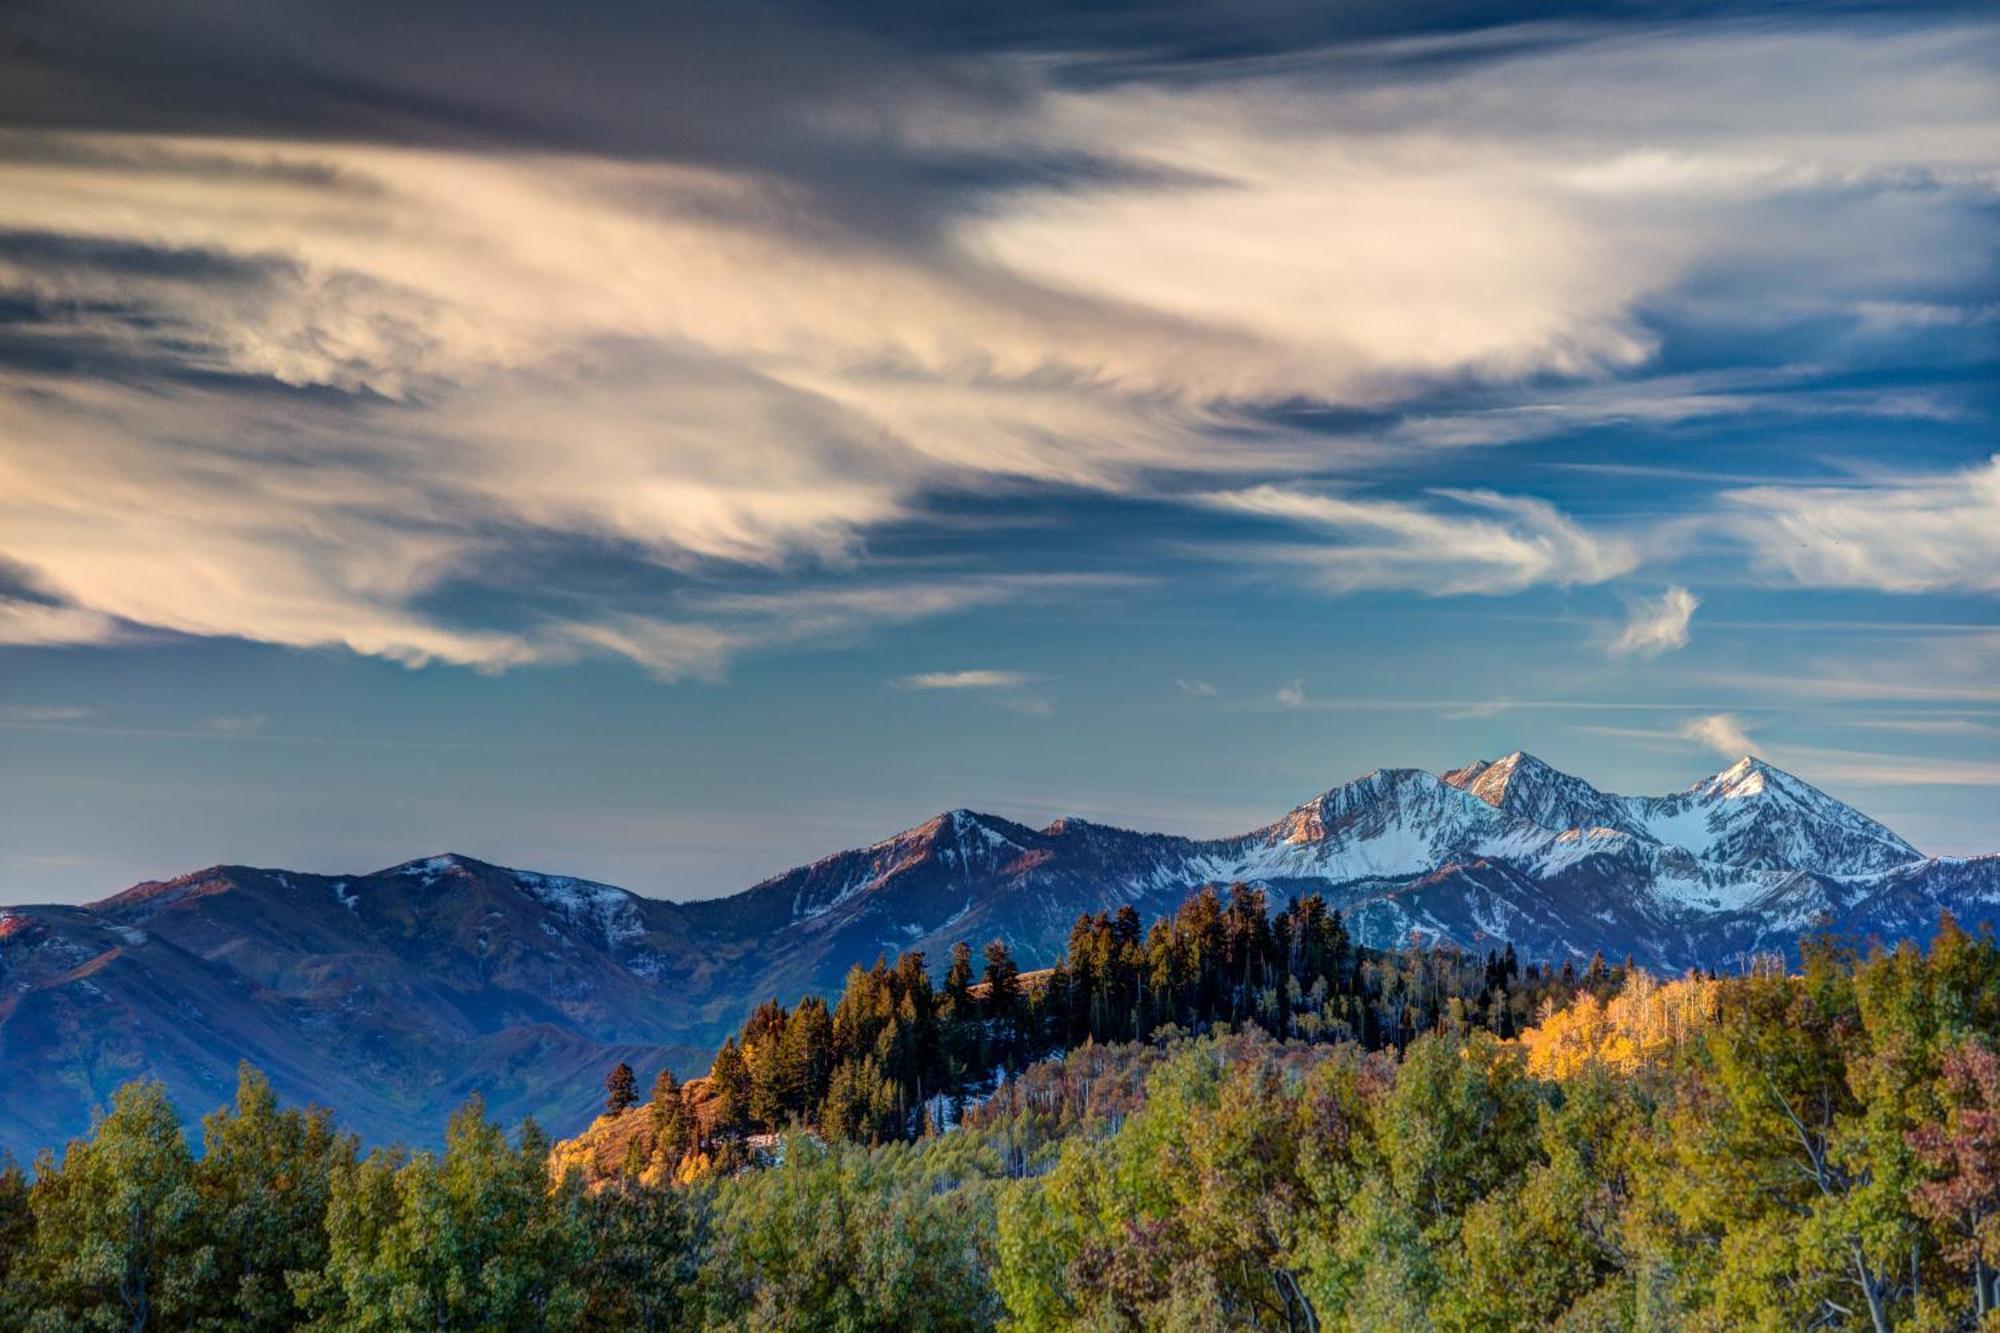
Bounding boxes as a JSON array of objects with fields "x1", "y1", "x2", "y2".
[{"x1": 3, "y1": 751, "x2": 1992, "y2": 1160}]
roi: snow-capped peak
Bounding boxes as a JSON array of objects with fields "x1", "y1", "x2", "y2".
[
  {"x1": 1627, "y1": 755, "x2": 1919, "y2": 876},
  {"x1": 1693, "y1": 755, "x2": 1770, "y2": 797},
  {"x1": 1443, "y1": 750, "x2": 1637, "y2": 839},
  {"x1": 379, "y1": 853, "x2": 479, "y2": 886}
]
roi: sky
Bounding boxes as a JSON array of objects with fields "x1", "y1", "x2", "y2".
[{"x1": 0, "y1": 0, "x2": 1995, "y2": 904}]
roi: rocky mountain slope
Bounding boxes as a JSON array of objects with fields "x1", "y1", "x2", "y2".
[{"x1": 3, "y1": 752, "x2": 1991, "y2": 1159}]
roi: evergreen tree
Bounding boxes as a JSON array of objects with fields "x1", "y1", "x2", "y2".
[
  {"x1": 983, "y1": 939, "x2": 1023, "y2": 1069},
  {"x1": 649, "y1": 1069, "x2": 693, "y2": 1170},
  {"x1": 709, "y1": 1038, "x2": 753, "y2": 1140},
  {"x1": 604, "y1": 1061, "x2": 638, "y2": 1117}
]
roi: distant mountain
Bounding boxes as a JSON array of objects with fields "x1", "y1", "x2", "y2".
[{"x1": 3, "y1": 751, "x2": 1991, "y2": 1160}]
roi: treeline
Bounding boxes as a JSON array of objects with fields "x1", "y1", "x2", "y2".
[
  {"x1": 10, "y1": 906, "x2": 1997, "y2": 1329},
  {"x1": 637, "y1": 884, "x2": 1618, "y2": 1171}
]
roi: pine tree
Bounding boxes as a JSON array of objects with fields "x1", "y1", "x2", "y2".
[
  {"x1": 710, "y1": 1038, "x2": 753, "y2": 1140},
  {"x1": 649, "y1": 1069, "x2": 692, "y2": 1169},
  {"x1": 605, "y1": 1061, "x2": 638, "y2": 1117},
  {"x1": 774, "y1": 996, "x2": 833, "y2": 1122},
  {"x1": 984, "y1": 939, "x2": 1023, "y2": 1069}
]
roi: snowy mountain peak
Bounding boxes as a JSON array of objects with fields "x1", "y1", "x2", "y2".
[
  {"x1": 1443, "y1": 750, "x2": 1634, "y2": 838},
  {"x1": 1280, "y1": 768, "x2": 1459, "y2": 841},
  {"x1": 1630, "y1": 755, "x2": 1920, "y2": 876},
  {"x1": 1444, "y1": 750, "x2": 1559, "y2": 805},
  {"x1": 382, "y1": 852, "x2": 479, "y2": 878}
]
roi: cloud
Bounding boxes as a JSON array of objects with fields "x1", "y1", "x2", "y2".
[
  {"x1": 895, "y1": 669, "x2": 1043, "y2": 690},
  {"x1": 1175, "y1": 678, "x2": 1218, "y2": 696},
  {"x1": 0, "y1": 597, "x2": 129, "y2": 647},
  {"x1": 1584, "y1": 719, "x2": 2000, "y2": 793},
  {"x1": 1850, "y1": 717, "x2": 1994, "y2": 736},
  {"x1": 1723, "y1": 456, "x2": 2000, "y2": 593},
  {"x1": 579, "y1": 579, "x2": 1094, "y2": 682},
  {"x1": 1679, "y1": 713, "x2": 1759, "y2": 759},
  {"x1": 1204, "y1": 485, "x2": 1637, "y2": 595},
  {"x1": 1276, "y1": 679, "x2": 1307, "y2": 708},
  {"x1": 1778, "y1": 747, "x2": 2000, "y2": 788},
  {"x1": 894, "y1": 666, "x2": 1054, "y2": 715},
  {"x1": 0, "y1": 705, "x2": 92, "y2": 722},
  {"x1": 0, "y1": 13, "x2": 1991, "y2": 678},
  {"x1": 1608, "y1": 586, "x2": 1699, "y2": 658}
]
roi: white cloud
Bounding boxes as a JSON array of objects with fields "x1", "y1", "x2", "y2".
[
  {"x1": 1205, "y1": 485, "x2": 1637, "y2": 595},
  {"x1": 1680, "y1": 713, "x2": 1759, "y2": 759},
  {"x1": 0, "y1": 17, "x2": 1989, "y2": 673},
  {"x1": 895, "y1": 669, "x2": 1043, "y2": 690},
  {"x1": 1276, "y1": 679, "x2": 1307, "y2": 708},
  {"x1": 1608, "y1": 586, "x2": 1700, "y2": 658},
  {"x1": 1724, "y1": 456, "x2": 2000, "y2": 593},
  {"x1": 1175, "y1": 678, "x2": 1218, "y2": 696}
]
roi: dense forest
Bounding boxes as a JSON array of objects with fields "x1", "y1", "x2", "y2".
[
  {"x1": 620, "y1": 885, "x2": 1617, "y2": 1171},
  {"x1": 2, "y1": 894, "x2": 1997, "y2": 1331}
]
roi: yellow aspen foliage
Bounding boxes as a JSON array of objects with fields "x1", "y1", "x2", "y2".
[{"x1": 1518, "y1": 971, "x2": 1721, "y2": 1078}]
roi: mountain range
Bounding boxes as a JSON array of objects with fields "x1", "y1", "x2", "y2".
[{"x1": 3, "y1": 751, "x2": 1993, "y2": 1159}]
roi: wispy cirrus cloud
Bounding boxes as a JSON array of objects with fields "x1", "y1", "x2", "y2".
[
  {"x1": 0, "y1": 9, "x2": 1991, "y2": 683},
  {"x1": 1203, "y1": 485, "x2": 1637, "y2": 595},
  {"x1": 1724, "y1": 456, "x2": 2000, "y2": 594},
  {"x1": 1583, "y1": 717, "x2": 2000, "y2": 793},
  {"x1": 1608, "y1": 586, "x2": 1700, "y2": 658},
  {"x1": 0, "y1": 704, "x2": 92, "y2": 722},
  {"x1": 894, "y1": 670, "x2": 1044, "y2": 691}
]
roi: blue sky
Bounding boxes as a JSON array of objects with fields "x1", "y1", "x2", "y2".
[{"x1": 0, "y1": 0, "x2": 1995, "y2": 902}]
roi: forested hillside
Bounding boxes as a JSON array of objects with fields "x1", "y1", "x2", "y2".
[{"x1": 3, "y1": 902, "x2": 1997, "y2": 1330}]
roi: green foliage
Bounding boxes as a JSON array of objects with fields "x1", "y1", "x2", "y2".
[
  {"x1": 704, "y1": 1133, "x2": 1001, "y2": 1331},
  {"x1": 301, "y1": 1098, "x2": 583, "y2": 1329},
  {"x1": 7, "y1": 910, "x2": 1998, "y2": 1331},
  {"x1": 573, "y1": 1178, "x2": 708, "y2": 1330},
  {"x1": 14, "y1": 1080, "x2": 212, "y2": 1331},
  {"x1": 197, "y1": 1065, "x2": 354, "y2": 1328}
]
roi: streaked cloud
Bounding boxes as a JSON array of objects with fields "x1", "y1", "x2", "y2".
[
  {"x1": 1204, "y1": 485, "x2": 1637, "y2": 595},
  {"x1": 895, "y1": 670, "x2": 1044, "y2": 691},
  {"x1": 1724, "y1": 456, "x2": 2000, "y2": 594},
  {"x1": 0, "y1": 705, "x2": 93, "y2": 723},
  {"x1": 1608, "y1": 586, "x2": 1700, "y2": 659},
  {"x1": 0, "y1": 13, "x2": 1989, "y2": 681},
  {"x1": 1175, "y1": 678, "x2": 1218, "y2": 697}
]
